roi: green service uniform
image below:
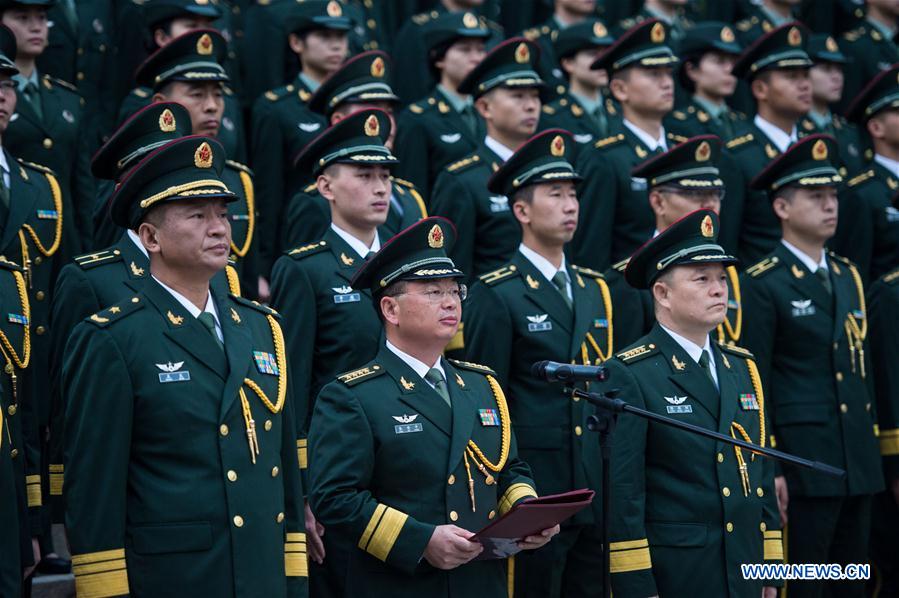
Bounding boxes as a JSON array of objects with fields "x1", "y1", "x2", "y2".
[
  {"x1": 839, "y1": 20, "x2": 899, "y2": 113},
  {"x1": 801, "y1": 113, "x2": 864, "y2": 176},
  {"x1": 734, "y1": 5, "x2": 793, "y2": 44},
  {"x1": 308, "y1": 348, "x2": 538, "y2": 598},
  {"x1": 0, "y1": 379, "x2": 23, "y2": 597},
  {"x1": 63, "y1": 280, "x2": 307, "y2": 598},
  {"x1": 741, "y1": 247, "x2": 884, "y2": 595},
  {"x1": 464, "y1": 254, "x2": 612, "y2": 597},
  {"x1": 521, "y1": 17, "x2": 570, "y2": 100},
  {"x1": 539, "y1": 93, "x2": 622, "y2": 152},
  {"x1": 617, "y1": 6, "x2": 693, "y2": 46},
  {"x1": 667, "y1": 98, "x2": 749, "y2": 140},
  {"x1": 600, "y1": 328, "x2": 781, "y2": 597}
]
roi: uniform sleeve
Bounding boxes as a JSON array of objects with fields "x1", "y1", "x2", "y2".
[
  {"x1": 249, "y1": 98, "x2": 287, "y2": 276},
  {"x1": 308, "y1": 382, "x2": 436, "y2": 574},
  {"x1": 868, "y1": 284, "x2": 899, "y2": 481},
  {"x1": 63, "y1": 323, "x2": 131, "y2": 598},
  {"x1": 393, "y1": 112, "x2": 432, "y2": 197},
  {"x1": 430, "y1": 171, "x2": 477, "y2": 283},
  {"x1": 73, "y1": 110, "x2": 98, "y2": 245},
  {"x1": 280, "y1": 193, "x2": 331, "y2": 252},
  {"x1": 739, "y1": 274, "x2": 778, "y2": 446},
  {"x1": 570, "y1": 148, "x2": 616, "y2": 271},
  {"x1": 601, "y1": 359, "x2": 657, "y2": 598},
  {"x1": 718, "y1": 150, "x2": 745, "y2": 256},
  {"x1": 461, "y1": 282, "x2": 514, "y2": 388}
]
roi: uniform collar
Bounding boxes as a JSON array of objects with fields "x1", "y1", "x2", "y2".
[
  {"x1": 519, "y1": 243, "x2": 567, "y2": 283},
  {"x1": 693, "y1": 95, "x2": 727, "y2": 119},
  {"x1": 867, "y1": 16, "x2": 896, "y2": 40},
  {"x1": 781, "y1": 239, "x2": 828, "y2": 273},
  {"x1": 570, "y1": 91, "x2": 602, "y2": 116},
  {"x1": 807, "y1": 109, "x2": 831, "y2": 130},
  {"x1": 754, "y1": 114, "x2": 797, "y2": 153},
  {"x1": 385, "y1": 339, "x2": 445, "y2": 383},
  {"x1": 298, "y1": 72, "x2": 321, "y2": 93},
  {"x1": 151, "y1": 275, "x2": 222, "y2": 336},
  {"x1": 874, "y1": 153, "x2": 899, "y2": 179},
  {"x1": 623, "y1": 119, "x2": 667, "y2": 152},
  {"x1": 330, "y1": 223, "x2": 380, "y2": 258},
  {"x1": 14, "y1": 68, "x2": 39, "y2": 92},
  {"x1": 484, "y1": 135, "x2": 515, "y2": 162},
  {"x1": 127, "y1": 229, "x2": 149, "y2": 258},
  {"x1": 436, "y1": 84, "x2": 471, "y2": 113},
  {"x1": 659, "y1": 323, "x2": 715, "y2": 370},
  {"x1": 761, "y1": 4, "x2": 791, "y2": 26}
]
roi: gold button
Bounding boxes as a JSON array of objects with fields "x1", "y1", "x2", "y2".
[
  {"x1": 760, "y1": 522, "x2": 767, "y2": 532},
  {"x1": 717, "y1": 452, "x2": 724, "y2": 463},
  {"x1": 833, "y1": 342, "x2": 838, "y2": 350},
  {"x1": 10, "y1": 448, "x2": 17, "y2": 458},
  {"x1": 36, "y1": 326, "x2": 45, "y2": 335},
  {"x1": 7, "y1": 404, "x2": 16, "y2": 415},
  {"x1": 35, "y1": 291, "x2": 44, "y2": 301},
  {"x1": 77, "y1": 47, "x2": 83, "y2": 55},
  {"x1": 77, "y1": 72, "x2": 84, "y2": 81},
  {"x1": 42, "y1": 138, "x2": 52, "y2": 149},
  {"x1": 220, "y1": 424, "x2": 229, "y2": 436},
  {"x1": 131, "y1": 297, "x2": 140, "y2": 303},
  {"x1": 447, "y1": 474, "x2": 455, "y2": 485},
  {"x1": 836, "y1": 372, "x2": 844, "y2": 382},
  {"x1": 722, "y1": 487, "x2": 730, "y2": 497},
  {"x1": 866, "y1": 403, "x2": 871, "y2": 412},
  {"x1": 34, "y1": 256, "x2": 42, "y2": 265},
  {"x1": 264, "y1": 419, "x2": 272, "y2": 431},
  {"x1": 488, "y1": 510, "x2": 496, "y2": 520},
  {"x1": 276, "y1": 512, "x2": 285, "y2": 523},
  {"x1": 572, "y1": 395, "x2": 580, "y2": 402},
  {"x1": 233, "y1": 515, "x2": 244, "y2": 527},
  {"x1": 227, "y1": 470, "x2": 237, "y2": 482},
  {"x1": 449, "y1": 511, "x2": 458, "y2": 522},
  {"x1": 726, "y1": 522, "x2": 734, "y2": 532},
  {"x1": 840, "y1": 403, "x2": 848, "y2": 413},
  {"x1": 575, "y1": 426, "x2": 583, "y2": 436},
  {"x1": 3, "y1": 363, "x2": 10, "y2": 374},
  {"x1": 271, "y1": 466, "x2": 279, "y2": 477},
  {"x1": 99, "y1": 44, "x2": 106, "y2": 52},
  {"x1": 757, "y1": 487, "x2": 764, "y2": 497}
]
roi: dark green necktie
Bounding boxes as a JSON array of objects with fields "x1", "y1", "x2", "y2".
[
  {"x1": 552, "y1": 271, "x2": 573, "y2": 310},
  {"x1": 23, "y1": 82, "x2": 42, "y2": 121},
  {"x1": 425, "y1": 368, "x2": 451, "y2": 407},
  {"x1": 460, "y1": 103, "x2": 479, "y2": 137},
  {"x1": 698, "y1": 350, "x2": 716, "y2": 388},
  {"x1": 198, "y1": 312, "x2": 224, "y2": 353},
  {"x1": 816, "y1": 268, "x2": 832, "y2": 296},
  {"x1": 0, "y1": 171, "x2": 10, "y2": 210}
]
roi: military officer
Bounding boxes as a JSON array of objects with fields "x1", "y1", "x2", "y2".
[
  {"x1": 63, "y1": 135, "x2": 308, "y2": 598},
  {"x1": 838, "y1": 0, "x2": 899, "y2": 113},
  {"x1": 429, "y1": 37, "x2": 544, "y2": 282},
  {"x1": 1, "y1": 1, "x2": 94, "y2": 255},
  {"x1": 539, "y1": 19, "x2": 620, "y2": 150},
  {"x1": 116, "y1": 0, "x2": 246, "y2": 163},
  {"x1": 249, "y1": 0, "x2": 351, "y2": 275},
  {"x1": 269, "y1": 109, "x2": 396, "y2": 597},
  {"x1": 308, "y1": 216, "x2": 558, "y2": 598},
  {"x1": 834, "y1": 64, "x2": 899, "y2": 284},
  {"x1": 734, "y1": 0, "x2": 798, "y2": 45},
  {"x1": 281, "y1": 52, "x2": 426, "y2": 253},
  {"x1": 600, "y1": 209, "x2": 781, "y2": 598},
  {"x1": 616, "y1": 0, "x2": 693, "y2": 46},
  {"x1": 804, "y1": 34, "x2": 864, "y2": 176},
  {"x1": 393, "y1": 11, "x2": 490, "y2": 198},
  {"x1": 726, "y1": 22, "x2": 814, "y2": 265},
  {"x1": 572, "y1": 19, "x2": 683, "y2": 271},
  {"x1": 668, "y1": 22, "x2": 747, "y2": 140},
  {"x1": 462, "y1": 130, "x2": 609, "y2": 597},
  {"x1": 741, "y1": 135, "x2": 883, "y2": 598},
  {"x1": 134, "y1": 29, "x2": 259, "y2": 296}
]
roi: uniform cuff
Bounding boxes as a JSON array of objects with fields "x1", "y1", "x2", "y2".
[
  {"x1": 49, "y1": 463, "x2": 64, "y2": 496},
  {"x1": 72, "y1": 549, "x2": 129, "y2": 598},
  {"x1": 26, "y1": 474, "x2": 42, "y2": 507},
  {"x1": 764, "y1": 530, "x2": 784, "y2": 561},
  {"x1": 498, "y1": 483, "x2": 537, "y2": 516},
  {"x1": 285, "y1": 532, "x2": 308, "y2": 577}
]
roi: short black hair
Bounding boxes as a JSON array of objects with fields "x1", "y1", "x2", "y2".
[
  {"x1": 375, "y1": 280, "x2": 410, "y2": 324},
  {"x1": 677, "y1": 52, "x2": 703, "y2": 94}
]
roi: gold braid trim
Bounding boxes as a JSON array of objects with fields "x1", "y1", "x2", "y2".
[
  {"x1": 409, "y1": 187, "x2": 428, "y2": 219},
  {"x1": 20, "y1": 173, "x2": 63, "y2": 257},
  {"x1": 225, "y1": 264, "x2": 241, "y2": 296},
  {"x1": 138, "y1": 179, "x2": 230, "y2": 209},
  {"x1": 0, "y1": 270, "x2": 31, "y2": 369},
  {"x1": 718, "y1": 266, "x2": 742, "y2": 343},
  {"x1": 242, "y1": 315, "x2": 287, "y2": 413},
  {"x1": 467, "y1": 375, "x2": 510, "y2": 473},
  {"x1": 848, "y1": 263, "x2": 867, "y2": 339},
  {"x1": 595, "y1": 277, "x2": 613, "y2": 361},
  {"x1": 507, "y1": 555, "x2": 515, "y2": 598},
  {"x1": 230, "y1": 171, "x2": 255, "y2": 258},
  {"x1": 747, "y1": 358, "x2": 766, "y2": 449}
]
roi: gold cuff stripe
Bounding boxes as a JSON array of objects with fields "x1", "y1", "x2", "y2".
[
  {"x1": 367, "y1": 506, "x2": 408, "y2": 562},
  {"x1": 26, "y1": 474, "x2": 40, "y2": 484},
  {"x1": 610, "y1": 546, "x2": 652, "y2": 573},
  {"x1": 358, "y1": 503, "x2": 387, "y2": 550},
  {"x1": 285, "y1": 551, "x2": 309, "y2": 577},
  {"x1": 499, "y1": 483, "x2": 537, "y2": 516},
  {"x1": 764, "y1": 539, "x2": 784, "y2": 561},
  {"x1": 50, "y1": 473, "x2": 63, "y2": 496},
  {"x1": 49, "y1": 463, "x2": 64, "y2": 473},
  {"x1": 72, "y1": 549, "x2": 126, "y2": 566},
  {"x1": 74, "y1": 567, "x2": 129, "y2": 598},
  {"x1": 285, "y1": 545, "x2": 307, "y2": 553},
  {"x1": 298, "y1": 447, "x2": 308, "y2": 469},
  {"x1": 73, "y1": 559, "x2": 127, "y2": 575},
  {"x1": 26, "y1": 483, "x2": 41, "y2": 507},
  {"x1": 286, "y1": 532, "x2": 306, "y2": 542},
  {"x1": 296, "y1": 439, "x2": 308, "y2": 447},
  {"x1": 764, "y1": 530, "x2": 783, "y2": 539},
  {"x1": 610, "y1": 538, "x2": 649, "y2": 551},
  {"x1": 880, "y1": 431, "x2": 899, "y2": 456}
]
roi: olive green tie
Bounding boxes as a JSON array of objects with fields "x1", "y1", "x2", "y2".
[
  {"x1": 197, "y1": 312, "x2": 224, "y2": 353},
  {"x1": 816, "y1": 268, "x2": 832, "y2": 296},
  {"x1": 23, "y1": 81, "x2": 42, "y2": 121},
  {"x1": 460, "y1": 103, "x2": 479, "y2": 137},
  {"x1": 424, "y1": 368, "x2": 451, "y2": 407},
  {"x1": 698, "y1": 350, "x2": 716, "y2": 389},
  {"x1": 552, "y1": 271, "x2": 573, "y2": 310}
]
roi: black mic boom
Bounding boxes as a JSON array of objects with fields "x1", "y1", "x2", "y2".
[{"x1": 531, "y1": 360, "x2": 609, "y2": 382}]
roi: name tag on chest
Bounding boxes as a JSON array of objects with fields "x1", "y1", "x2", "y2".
[
  {"x1": 528, "y1": 322, "x2": 552, "y2": 332},
  {"x1": 394, "y1": 423, "x2": 423, "y2": 434},
  {"x1": 333, "y1": 292, "x2": 361, "y2": 304},
  {"x1": 666, "y1": 405, "x2": 693, "y2": 414},
  {"x1": 159, "y1": 371, "x2": 191, "y2": 383}
]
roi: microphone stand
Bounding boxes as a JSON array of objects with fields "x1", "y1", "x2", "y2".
[{"x1": 566, "y1": 385, "x2": 845, "y2": 598}]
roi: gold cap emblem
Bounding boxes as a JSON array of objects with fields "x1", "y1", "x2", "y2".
[
  {"x1": 197, "y1": 33, "x2": 213, "y2": 55},
  {"x1": 593, "y1": 22, "x2": 608, "y2": 38},
  {"x1": 812, "y1": 139, "x2": 828, "y2": 161},
  {"x1": 370, "y1": 56, "x2": 385, "y2": 77},
  {"x1": 720, "y1": 26, "x2": 735, "y2": 43},
  {"x1": 650, "y1": 22, "x2": 666, "y2": 43},
  {"x1": 787, "y1": 26, "x2": 802, "y2": 47},
  {"x1": 428, "y1": 224, "x2": 444, "y2": 248},
  {"x1": 515, "y1": 42, "x2": 530, "y2": 64},
  {"x1": 326, "y1": 1, "x2": 342, "y2": 17},
  {"x1": 159, "y1": 108, "x2": 176, "y2": 132},
  {"x1": 701, "y1": 214, "x2": 714, "y2": 238},
  {"x1": 463, "y1": 12, "x2": 478, "y2": 28},
  {"x1": 825, "y1": 36, "x2": 838, "y2": 52},
  {"x1": 364, "y1": 114, "x2": 380, "y2": 137},
  {"x1": 550, "y1": 135, "x2": 565, "y2": 157},
  {"x1": 194, "y1": 141, "x2": 213, "y2": 168},
  {"x1": 695, "y1": 141, "x2": 711, "y2": 162}
]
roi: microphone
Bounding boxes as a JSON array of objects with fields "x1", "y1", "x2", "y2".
[{"x1": 531, "y1": 360, "x2": 609, "y2": 383}]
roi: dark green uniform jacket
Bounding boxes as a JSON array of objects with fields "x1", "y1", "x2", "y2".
[
  {"x1": 463, "y1": 253, "x2": 612, "y2": 522},
  {"x1": 839, "y1": 21, "x2": 899, "y2": 113},
  {"x1": 63, "y1": 279, "x2": 307, "y2": 598},
  {"x1": 600, "y1": 325, "x2": 782, "y2": 598},
  {"x1": 309, "y1": 346, "x2": 537, "y2": 598},
  {"x1": 539, "y1": 94, "x2": 623, "y2": 158},
  {"x1": 571, "y1": 128, "x2": 688, "y2": 271},
  {"x1": 799, "y1": 114, "x2": 864, "y2": 177},
  {"x1": 741, "y1": 245, "x2": 884, "y2": 497},
  {"x1": 430, "y1": 144, "x2": 518, "y2": 282},
  {"x1": 0, "y1": 380, "x2": 23, "y2": 598},
  {"x1": 868, "y1": 267, "x2": 899, "y2": 481},
  {"x1": 667, "y1": 98, "x2": 749, "y2": 141}
]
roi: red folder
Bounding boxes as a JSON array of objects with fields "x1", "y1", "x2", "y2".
[{"x1": 472, "y1": 489, "x2": 595, "y2": 560}]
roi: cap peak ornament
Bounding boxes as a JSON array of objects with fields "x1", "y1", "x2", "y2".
[
  {"x1": 720, "y1": 26, "x2": 735, "y2": 43},
  {"x1": 812, "y1": 139, "x2": 828, "y2": 161},
  {"x1": 363, "y1": 114, "x2": 380, "y2": 137},
  {"x1": 550, "y1": 135, "x2": 565, "y2": 157},
  {"x1": 159, "y1": 108, "x2": 176, "y2": 132},
  {"x1": 787, "y1": 26, "x2": 802, "y2": 47},
  {"x1": 695, "y1": 141, "x2": 711, "y2": 162},
  {"x1": 593, "y1": 22, "x2": 608, "y2": 38},
  {"x1": 650, "y1": 22, "x2": 665, "y2": 43},
  {"x1": 428, "y1": 224, "x2": 445, "y2": 248},
  {"x1": 825, "y1": 36, "x2": 838, "y2": 52},
  {"x1": 326, "y1": 1, "x2": 342, "y2": 17},
  {"x1": 370, "y1": 56, "x2": 385, "y2": 78},
  {"x1": 463, "y1": 12, "x2": 478, "y2": 28},
  {"x1": 701, "y1": 214, "x2": 714, "y2": 238},
  {"x1": 194, "y1": 141, "x2": 213, "y2": 168},
  {"x1": 197, "y1": 33, "x2": 213, "y2": 55},
  {"x1": 515, "y1": 42, "x2": 530, "y2": 64}
]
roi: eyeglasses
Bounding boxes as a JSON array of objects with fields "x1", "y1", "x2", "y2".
[
  {"x1": 0, "y1": 81, "x2": 15, "y2": 93},
  {"x1": 392, "y1": 284, "x2": 468, "y2": 304}
]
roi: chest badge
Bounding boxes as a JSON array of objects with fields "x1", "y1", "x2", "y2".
[
  {"x1": 440, "y1": 133, "x2": 461, "y2": 144},
  {"x1": 664, "y1": 395, "x2": 692, "y2": 414},
  {"x1": 479, "y1": 408, "x2": 500, "y2": 426},
  {"x1": 791, "y1": 299, "x2": 815, "y2": 317},
  {"x1": 393, "y1": 414, "x2": 422, "y2": 434},
  {"x1": 739, "y1": 393, "x2": 760, "y2": 410},
  {"x1": 527, "y1": 314, "x2": 552, "y2": 332},
  {"x1": 332, "y1": 286, "x2": 361, "y2": 303},
  {"x1": 488, "y1": 195, "x2": 509, "y2": 212},
  {"x1": 157, "y1": 361, "x2": 190, "y2": 383},
  {"x1": 253, "y1": 351, "x2": 280, "y2": 376}
]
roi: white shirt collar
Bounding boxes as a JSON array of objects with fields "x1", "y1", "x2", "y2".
[
  {"x1": 152, "y1": 276, "x2": 222, "y2": 341},
  {"x1": 781, "y1": 239, "x2": 828, "y2": 273},
  {"x1": 874, "y1": 153, "x2": 899, "y2": 179},
  {"x1": 754, "y1": 114, "x2": 797, "y2": 153},
  {"x1": 385, "y1": 339, "x2": 445, "y2": 385},
  {"x1": 519, "y1": 243, "x2": 572, "y2": 300},
  {"x1": 127, "y1": 229, "x2": 149, "y2": 258},
  {"x1": 623, "y1": 119, "x2": 667, "y2": 152},
  {"x1": 330, "y1": 223, "x2": 381, "y2": 259},
  {"x1": 484, "y1": 135, "x2": 515, "y2": 162},
  {"x1": 659, "y1": 323, "x2": 718, "y2": 385},
  {"x1": 0, "y1": 150, "x2": 9, "y2": 188}
]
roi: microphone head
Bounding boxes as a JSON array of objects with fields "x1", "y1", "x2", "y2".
[{"x1": 531, "y1": 360, "x2": 550, "y2": 378}]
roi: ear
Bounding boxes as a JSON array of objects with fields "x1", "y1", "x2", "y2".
[
  {"x1": 609, "y1": 77, "x2": 627, "y2": 103},
  {"x1": 771, "y1": 196, "x2": 790, "y2": 221},
  {"x1": 288, "y1": 33, "x2": 304, "y2": 55},
  {"x1": 512, "y1": 198, "x2": 530, "y2": 225},
  {"x1": 652, "y1": 280, "x2": 671, "y2": 310},
  {"x1": 138, "y1": 221, "x2": 161, "y2": 255},
  {"x1": 474, "y1": 95, "x2": 490, "y2": 119},
  {"x1": 317, "y1": 173, "x2": 334, "y2": 201},
  {"x1": 151, "y1": 92, "x2": 166, "y2": 104},
  {"x1": 867, "y1": 116, "x2": 883, "y2": 140},
  {"x1": 153, "y1": 29, "x2": 169, "y2": 49},
  {"x1": 750, "y1": 77, "x2": 767, "y2": 102},
  {"x1": 648, "y1": 188, "x2": 665, "y2": 216},
  {"x1": 380, "y1": 295, "x2": 400, "y2": 327}
]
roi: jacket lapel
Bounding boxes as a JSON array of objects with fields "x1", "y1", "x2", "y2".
[
  {"x1": 714, "y1": 345, "x2": 739, "y2": 435},
  {"x1": 655, "y1": 325, "x2": 720, "y2": 419},
  {"x1": 0, "y1": 153, "x2": 37, "y2": 254},
  {"x1": 567, "y1": 265, "x2": 596, "y2": 359},
  {"x1": 378, "y1": 346, "x2": 453, "y2": 437},
  {"x1": 115, "y1": 234, "x2": 150, "y2": 293},
  {"x1": 776, "y1": 244, "x2": 833, "y2": 316},
  {"x1": 828, "y1": 255, "x2": 852, "y2": 343},
  {"x1": 218, "y1": 294, "x2": 254, "y2": 420},
  {"x1": 325, "y1": 228, "x2": 366, "y2": 286},
  {"x1": 444, "y1": 360, "x2": 475, "y2": 476},
  {"x1": 40, "y1": 82, "x2": 63, "y2": 137},
  {"x1": 11, "y1": 96, "x2": 46, "y2": 133},
  {"x1": 514, "y1": 252, "x2": 573, "y2": 334}
]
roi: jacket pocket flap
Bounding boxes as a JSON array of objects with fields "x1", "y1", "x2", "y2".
[{"x1": 130, "y1": 521, "x2": 213, "y2": 555}]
